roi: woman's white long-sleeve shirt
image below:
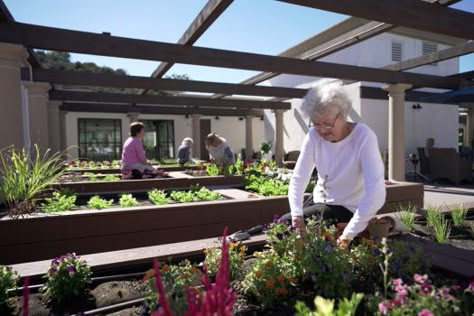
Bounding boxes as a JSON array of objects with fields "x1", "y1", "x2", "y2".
[{"x1": 288, "y1": 123, "x2": 386, "y2": 239}]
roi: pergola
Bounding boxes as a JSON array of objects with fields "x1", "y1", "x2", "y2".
[{"x1": 0, "y1": 0, "x2": 473, "y2": 179}]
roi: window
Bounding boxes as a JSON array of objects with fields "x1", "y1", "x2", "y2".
[
  {"x1": 422, "y1": 41, "x2": 438, "y2": 65},
  {"x1": 391, "y1": 41, "x2": 403, "y2": 62},
  {"x1": 78, "y1": 119, "x2": 122, "y2": 161},
  {"x1": 142, "y1": 120, "x2": 175, "y2": 161}
]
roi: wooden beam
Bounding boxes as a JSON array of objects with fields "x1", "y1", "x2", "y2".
[
  {"x1": 60, "y1": 102, "x2": 262, "y2": 117},
  {"x1": 360, "y1": 86, "x2": 444, "y2": 102},
  {"x1": 49, "y1": 90, "x2": 291, "y2": 110},
  {"x1": 277, "y1": 0, "x2": 474, "y2": 40},
  {"x1": 384, "y1": 41, "x2": 474, "y2": 72},
  {"x1": 0, "y1": 22, "x2": 462, "y2": 89},
  {"x1": 145, "y1": 0, "x2": 232, "y2": 89},
  {"x1": 29, "y1": 68, "x2": 307, "y2": 98}
]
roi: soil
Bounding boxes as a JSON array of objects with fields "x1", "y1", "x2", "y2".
[{"x1": 5, "y1": 280, "x2": 148, "y2": 316}]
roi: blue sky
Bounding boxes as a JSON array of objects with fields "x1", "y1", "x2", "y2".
[{"x1": 5, "y1": 0, "x2": 474, "y2": 83}]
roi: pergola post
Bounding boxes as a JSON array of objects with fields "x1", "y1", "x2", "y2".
[
  {"x1": 0, "y1": 43, "x2": 28, "y2": 150},
  {"x1": 245, "y1": 115, "x2": 254, "y2": 160},
  {"x1": 47, "y1": 100, "x2": 62, "y2": 154},
  {"x1": 127, "y1": 112, "x2": 140, "y2": 125},
  {"x1": 59, "y1": 110, "x2": 67, "y2": 152},
  {"x1": 383, "y1": 83, "x2": 412, "y2": 182},
  {"x1": 22, "y1": 81, "x2": 51, "y2": 152},
  {"x1": 191, "y1": 114, "x2": 201, "y2": 159},
  {"x1": 274, "y1": 109, "x2": 285, "y2": 167}
]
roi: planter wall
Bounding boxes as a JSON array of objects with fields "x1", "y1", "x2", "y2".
[
  {"x1": 56, "y1": 173, "x2": 244, "y2": 194},
  {"x1": 0, "y1": 192, "x2": 287, "y2": 264},
  {"x1": 65, "y1": 165, "x2": 199, "y2": 174},
  {"x1": 379, "y1": 181, "x2": 423, "y2": 214}
]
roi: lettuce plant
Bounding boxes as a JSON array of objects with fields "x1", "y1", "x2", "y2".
[
  {"x1": 87, "y1": 195, "x2": 114, "y2": 210},
  {"x1": 42, "y1": 253, "x2": 92, "y2": 304},
  {"x1": 119, "y1": 194, "x2": 138, "y2": 208},
  {"x1": 206, "y1": 163, "x2": 220, "y2": 176},
  {"x1": 148, "y1": 189, "x2": 170, "y2": 205},
  {"x1": 41, "y1": 191, "x2": 76, "y2": 213}
]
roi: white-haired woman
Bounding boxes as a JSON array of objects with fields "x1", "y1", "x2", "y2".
[
  {"x1": 177, "y1": 137, "x2": 194, "y2": 165},
  {"x1": 280, "y1": 80, "x2": 386, "y2": 247}
]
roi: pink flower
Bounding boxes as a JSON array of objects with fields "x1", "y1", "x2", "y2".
[
  {"x1": 438, "y1": 286, "x2": 454, "y2": 300},
  {"x1": 468, "y1": 280, "x2": 474, "y2": 293},
  {"x1": 395, "y1": 284, "x2": 408, "y2": 296},
  {"x1": 394, "y1": 293, "x2": 407, "y2": 305},
  {"x1": 418, "y1": 308, "x2": 433, "y2": 316},
  {"x1": 392, "y1": 278, "x2": 403, "y2": 287},
  {"x1": 378, "y1": 302, "x2": 389, "y2": 314},
  {"x1": 451, "y1": 285, "x2": 461, "y2": 291},
  {"x1": 414, "y1": 274, "x2": 428, "y2": 284},
  {"x1": 420, "y1": 283, "x2": 433, "y2": 294}
]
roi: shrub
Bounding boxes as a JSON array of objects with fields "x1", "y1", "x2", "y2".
[
  {"x1": 41, "y1": 191, "x2": 76, "y2": 213},
  {"x1": 148, "y1": 189, "x2": 170, "y2": 205},
  {"x1": 0, "y1": 266, "x2": 19, "y2": 306},
  {"x1": 42, "y1": 253, "x2": 92, "y2": 304},
  {"x1": 87, "y1": 195, "x2": 114, "y2": 210},
  {"x1": 119, "y1": 194, "x2": 138, "y2": 208},
  {"x1": 0, "y1": 145, "x2": 67, "y2": 218},
  {"x1": 203, "y1": 241, "x2": 247, "y2": 281}
]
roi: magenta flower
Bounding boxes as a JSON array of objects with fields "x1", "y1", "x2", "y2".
[
  {"x1": 413, "y1": 274, "x2": 428, "y2": 284},
  {"x1": 438, "y1": 286, "x2": 453, "y2": 300},
  {"x1": 468, "y1": 280, "x2": 474, "y2": 293},
  {"x1": 418, "y1": 308, "x2": 433, "y2": 316},
  {"x1": 450, "y1": 285, "x2": 461, "y2": 291},
  {"x1": 394, "y1": 283, "x2": 408, "y2": 296},
  {"x1": 392, "y1": 278, "x2": 403, "y2": 287},
  {"x1": 420, "y1": 283, "x2": 433, "y2": 294},
  {"x1": 378, "y1": 302, "x2": 389, "y2": 314}
]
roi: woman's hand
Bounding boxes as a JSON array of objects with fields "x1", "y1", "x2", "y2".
[
  {"x1": 292, "y1": 216, "x2": 306, "y2": 233},
  {"x1": 337, "y1": 235, "x2": 351, "y2": 249}
]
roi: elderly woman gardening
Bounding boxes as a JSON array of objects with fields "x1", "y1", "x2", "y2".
[
  {"x1": 205, "y1": 133, "x2": 235, "y2": 167},
  {"x1": 281, "y1": 80, "x2": 386, "y2": 247}
]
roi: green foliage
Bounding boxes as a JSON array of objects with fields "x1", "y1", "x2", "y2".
[
  {"x1": 0, "y1": 266, "x2": 19, "y2": 306},
  {"x1": 295, "y1": 293, "x2": 364, "y2": 316},
  {"x1": 0, "y1": 145, "x2": 67, "y2": 218},
  {"x1": 395, "y1": 204, "x2": 417, "y2": 231},
  {"x1": 148, "y1": 189, "x2": 170, "y2": 205},
  {"x1": 42, "y1": 253, "x2": 92, "y2": 304},
  {"x1": 260, "y1": 140, "x2": 272, "y2": 154},
  {"x1": 170, "y1": 186, "x2": 223, "y2": 203},
  {"x1": 119, "y1": 194, "x2": 138, "y2": 208},
  {"x1": 87, "y1": 195, "x2": 114, "y2": 210},
  {"x1": 425, "y1": 205, "x2": 451, "y2": 243},
  {"x1": 387, "y1": 240, "x2": 431, "y2": 282},
  {"x1": 206, "y1": 163, "x2": 220, "y2": 177},
  {"x1": 102, "y1": 174, "x2": 121, "y2": 182},
  {"x1": 425, "y1": 205, "x2": 443, "y2": 228},
  {"x1": 145, "y1": 260, "x2": 201, "y2": 314},
  {"x1": 41, "y1": 191, "x2": 76, "y2": 213},
  {"x1": 244, "y1": 174, "x2": 289, "y2": 196},
  {"x1": 204, "y1": 241, "x2": 247, "y2": 281},
  {"x1": 451, "y1": 206, "x2": 467, "y2": 227}
]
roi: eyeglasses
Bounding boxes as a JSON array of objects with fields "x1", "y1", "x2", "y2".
[{"x1": 308, "y1": 113, "x2": 339, "y2": 130}]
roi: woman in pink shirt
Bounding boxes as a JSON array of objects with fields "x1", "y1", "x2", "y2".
[{"x1": 121, "y1": 122, "x2": 157, "y2": 177}]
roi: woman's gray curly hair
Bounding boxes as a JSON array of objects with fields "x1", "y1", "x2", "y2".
[{"x1": 300, "y1": 79, "x2": 352, "y2": 121}]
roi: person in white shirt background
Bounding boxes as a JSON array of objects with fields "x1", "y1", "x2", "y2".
[{"x1": 279, "y1": 80, "x2": 386, "y2": 248}]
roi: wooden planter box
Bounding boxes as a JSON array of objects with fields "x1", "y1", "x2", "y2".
[
  {"x1": 0, "y1": 189, "x2": 288, "y2": 264},
  {"x1": 56, "y1": 172, "x2": 244, "y2": 194},
  {"x1": 394, "y1": 233, "x2": 474, "y2": 278},
  {"x1": 379, "y1": 181, "x2": 424, "y2": 214},
  {"x1": 65, "y1": 165, "x2": 199, "y2": 174}
]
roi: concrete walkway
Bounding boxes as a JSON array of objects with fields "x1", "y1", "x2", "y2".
[{"x1": 424, "y1": 184, "x2": 474, "y2": 211}]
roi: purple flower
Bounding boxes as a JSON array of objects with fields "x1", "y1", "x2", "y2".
[
  {"x1": 372, "y1": 248, "x2": 382, "y2": 256},
  {"x1": 324, "y1": 244, "x2": 333, "y2": 252},
  {"x1": 272, "y1": 215, "x2": 280, "y2": 223},
  {"x1": 276, "y1": 233, "x2": 284, "y2": 240},
  {"x1": 66, "y1": 265, "x2": 76, "y2": 275},
  {"x1": 418, "y1": 309, "x2": 433, "y2": 316},
  {"x1": 414, "y1": 273, "x2": 428, "y2": 284},
  {"x1": 378, "y1": 302, "x2": 389, "y2": 314}
]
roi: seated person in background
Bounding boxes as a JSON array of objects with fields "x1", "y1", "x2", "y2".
[
  {"x1": 425, "y1": 137, "x2": 435, "y2": 158},
  {"x1": 177, "y1": 137, "x2": 194, "y2": 165},
  {"x1": 205, "y1": 133, "x2": 235, "y2": 167},
  {"x1": 121, "y1": 122, "x2": 157, "y2": 178}
]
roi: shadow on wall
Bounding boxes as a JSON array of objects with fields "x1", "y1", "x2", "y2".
[{"x1": 294, "y1": 108, "x2": 309, "y2": 134}]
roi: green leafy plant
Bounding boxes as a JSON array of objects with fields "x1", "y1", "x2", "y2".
[
  {"x1": 170, "y1": 190, "x2": 199, "y2": 203},
  {"x1": 295, "y1": 293, "x2": 364, "y2": 316},
  {"x1": 145, "y1": 260, "x2": 202, "y2": 314},
  {"x1": 41, "y1": 191, "x2": 77, "y2": 213},
  {"x1": 203, "y1": 241, "x2": 247, "y2": 281},
  {"x1": 451, "y1": 206, "x2": 467, "y2": 227},
  {"x1": 432, "y1": 218, "x2": 451, "y2": 243},
  {"x1": 148, "y1": 189, "x2": 170, "y2": 205},
  {"x1": 170, "y1": 187, "x2": 223, "y2": 203},
  {"x1": 395, "y1": 204, "x2": 417, "y2": 231},
  {"x1": 119, "y1": 194, "x2": 138, "y2": 208},
  {"x1": 245, "y1": 174, "x2": 289, "y2": 196},
  {"x1": 84, "y1": 172, "x2": 98, "y2": 182},
  {"x1": 42, "y1": 253, "x2": 92, "y2": 304},
  {"x1": 425, "y1": 205, "x2": 443, "y2": 228},
  {"x1": 87, "y1": 195, "x2": 114, "y2": 210},
  {"x1": 102, "y1": 174, "x2": 121, "y2": 182},
  {"x1": 260, "y1": 140, "x2": 272, "y2": 155},
  {"x1": 0, "y1": 266, "x2": 19, "y2": 307},
  {"x1": 206, "y1": 163, "x2": 220, "y2": 177},
  {"x1": 0, "y1": 145, "x2": 67, "y2": 218}
]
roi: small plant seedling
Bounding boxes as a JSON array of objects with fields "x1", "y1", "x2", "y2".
[
  {"x1": 41, "y1": 191, "x2": 77, "y2": 213},
  {"x1": 450, "y1": 206, "x2": 467, "y2": 226},
  {"x1": 395, "y1": 204, "x2": 417, "y2": 231},
  {"x1": 87, "y1": 196, "x2": 114, "y2": 210},
  {"x1": 119, "y1": 194, "x2": 138, "y2": 208}
]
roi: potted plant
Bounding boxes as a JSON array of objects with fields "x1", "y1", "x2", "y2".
[{"x1": 260, "y1": 141, "x2": 273, "y2": 160}]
